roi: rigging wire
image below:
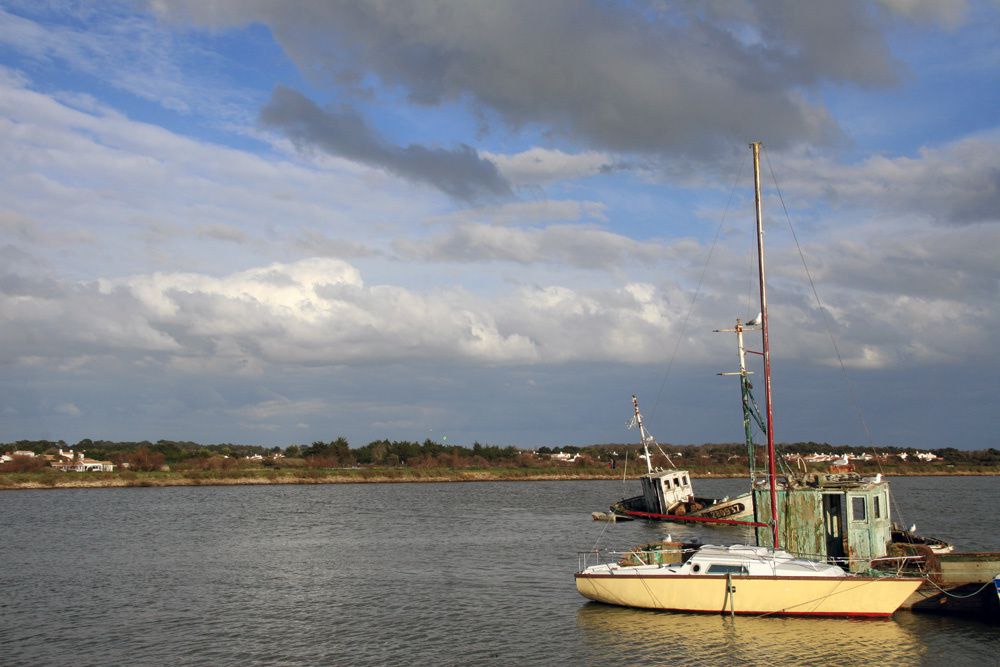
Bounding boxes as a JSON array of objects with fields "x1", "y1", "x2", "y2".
[
  {"x1": 762, "y1": 149, "x2": 875, "y2": 447},
  {"x1": 761, "y1": 147, "x2": 908, "y2": 527},
  {"x1": 588, "y1": 513, "x2": 614, "y2": 554},
  {"x1": 648, "y1": 150, "x2": 748, "y2": 425}
]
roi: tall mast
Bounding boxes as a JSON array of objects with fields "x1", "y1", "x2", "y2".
[
  {"x1": 632, "y1": 395, "x2": 654, "y2": 475},
  {"x1": 751, "y1": 141, "x2": 780, "y2": 550}
]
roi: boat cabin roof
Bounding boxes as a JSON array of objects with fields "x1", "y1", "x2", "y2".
[
  {"x1": 686, "y1": 545, "x2": 845, "y2": 577},
  {"x1": 584, "y1": 544, "x2": 848, "y2": 578},
  {"x1": 643, "y1": 469, "x2": 691, "y2": 485}
]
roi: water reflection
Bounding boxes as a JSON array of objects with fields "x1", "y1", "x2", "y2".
[{"x1": 576, "y1": 603, "x2": 926, "y2": 666}]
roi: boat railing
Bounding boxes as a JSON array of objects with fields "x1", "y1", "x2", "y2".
[
  {"x1": 577, "y1": 546, "x2": 700, "y2": 571},
  {"x1": 577, "y1": 549, "x2": 928, "y2": 575},
  {"x1": 766, "y1": 551, "x2": 929, "y2": 576}
]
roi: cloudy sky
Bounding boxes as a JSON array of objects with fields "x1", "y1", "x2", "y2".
[{"x1": 0, "y1": 1, "x2": 997, "y2": 450}]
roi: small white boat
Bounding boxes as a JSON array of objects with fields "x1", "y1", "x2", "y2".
[{"x1": 576, "y1": 543, "x2": 921, "y2": 617}]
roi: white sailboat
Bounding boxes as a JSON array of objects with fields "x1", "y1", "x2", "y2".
[{"x1": 575, "y1": 142, "x2": 923, "y2": 618}]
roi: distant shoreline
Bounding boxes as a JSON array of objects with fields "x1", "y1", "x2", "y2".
[{"x1": 2, "y1": 467, "x2": 998, "y2": 491}]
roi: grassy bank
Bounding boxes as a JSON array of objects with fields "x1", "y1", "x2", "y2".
[
  {"x1": 2, "y1": 463, "x2": 999, "y2": 490},
  {"x1": 0, "y1": 465, "x2": 623, "y2": 490}
]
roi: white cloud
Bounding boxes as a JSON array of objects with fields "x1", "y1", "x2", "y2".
[
  {"x1": 0, "y1": 256, "x2": 703, "y2": 370},
  {"x1": 0, "y1": 66, "x2": 437, "y2": 279},
  {"x1": 0, "y1": 5, "x2": 255, "y2": 123}
]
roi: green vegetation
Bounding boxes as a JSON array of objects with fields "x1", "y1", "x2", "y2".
[{"x1": 1, "y1": 437, "x2": 998, "y2": 490}]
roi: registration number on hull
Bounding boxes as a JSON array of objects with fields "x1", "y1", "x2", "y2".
[{"x1": 701, "y1": 503, "x2": 746, "y2": 519}]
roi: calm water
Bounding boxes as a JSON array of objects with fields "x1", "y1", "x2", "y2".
[{"x1": 1, "y1": 477, "x2": 997, "y2": 665}]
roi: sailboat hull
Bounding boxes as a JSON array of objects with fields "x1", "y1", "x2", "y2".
[{"x1": 575, "y1": 572, "x2": 921, "y2": 617}]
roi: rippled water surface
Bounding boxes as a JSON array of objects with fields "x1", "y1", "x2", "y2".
[{"x1": 1, "y1": 477, "x2": 997, "y2": 665}]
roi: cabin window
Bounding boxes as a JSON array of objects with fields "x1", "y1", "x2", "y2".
[
  {"x1": 873, "y1": 496, "x2": 881, "y2": 519},
  {"x1": 706, "y1": 564, "x2": 748, "y2": 575},
  {"x1": 683, "y1": 475, "x2": 689, "y2": 486},
  {"x1": 851, "y1": 496, "x2": 867, "y2": 521}
]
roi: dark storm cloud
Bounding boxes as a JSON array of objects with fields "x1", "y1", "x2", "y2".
[
  {"x1": 156, "y1": 0, "x2": 914, "y2": 158},
  {"x1": 260, "y1": 85, "x2": 511, "y2": 201}
]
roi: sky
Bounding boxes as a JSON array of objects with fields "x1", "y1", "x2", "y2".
[{"x1": 0, "y1": 0, "x2": 998, "y2": 450}]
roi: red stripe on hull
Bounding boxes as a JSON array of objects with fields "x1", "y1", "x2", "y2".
[
  {"x1": 621, "y1": 509, "x2": 767, "y2": 527},
  {"x1": 580, "y1": 603, "x2": 892, "y2": 619},
  {"x1": 576, "y1": 573, "x2": 918, "y2": 583}
]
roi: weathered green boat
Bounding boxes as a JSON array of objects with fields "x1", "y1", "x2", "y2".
[{"x1": 715, "y1": 310, "x2": 999, "y2": 620}]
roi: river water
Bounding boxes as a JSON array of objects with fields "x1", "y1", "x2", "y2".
[{"x1": 1, "y1": 476, "x2": 996, "y2": 665}]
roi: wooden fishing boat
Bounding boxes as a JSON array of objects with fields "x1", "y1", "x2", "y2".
[{"x1": 606, "y1": 395, "x2": 753, "y2": 525}]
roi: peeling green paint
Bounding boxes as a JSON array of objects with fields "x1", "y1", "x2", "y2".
[{"x1": 753, "y1": 473, "x2": 892, "y2": 572}]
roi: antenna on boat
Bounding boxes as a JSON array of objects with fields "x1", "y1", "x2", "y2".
[
  {"x1": 629, "y1": 394, "x2": 673, "y2": 472},
  {"x1": 716, "y1": 316, "x2": 766, "y2": 481},
  {"x1": 751, "y1": 141, "x2": 781, "y2": 550}
]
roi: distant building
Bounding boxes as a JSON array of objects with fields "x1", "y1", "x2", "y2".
[
  {"x1": 49, "y1": 449, "x2": 115, "y2": 472},
  {"x1": 784, "y1": 452, "x2": 876, "y2": 464}
]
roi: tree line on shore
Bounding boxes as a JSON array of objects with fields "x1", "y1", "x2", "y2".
[
  {"x1": 0, "y1": 437, "x2": 531, "y2": 472},
  {"x1": 2, "y1": 437, "x2": 999, "y2": 474}
]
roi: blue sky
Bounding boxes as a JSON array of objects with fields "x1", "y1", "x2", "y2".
[{"x1": 0, "y1": 0, "x2": 998, "y2": 450}]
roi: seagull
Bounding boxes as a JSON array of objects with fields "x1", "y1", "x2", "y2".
[
  {"x1": 746, "y1": 312, "x2": 762, "y2": 326},
  {"x1": 909, "y1": 524, "x2": 917, "y2": 533}
]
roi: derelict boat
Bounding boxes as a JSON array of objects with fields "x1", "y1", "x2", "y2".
[{"x1": 607, "y1": 395, "x2": 753, "y2": 525}]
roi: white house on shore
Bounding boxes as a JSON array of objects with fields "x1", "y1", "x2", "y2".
[{"x1": 46, "y1": 449, "x2": 115, "y2": 472}]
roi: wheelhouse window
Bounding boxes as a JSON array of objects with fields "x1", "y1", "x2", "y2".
[
  {"x1": 851, "y1": 496, "x2": 867, "y2": 521},
  {"x1": 873, "y1": 495, "x2": 881, "y2": 519}
]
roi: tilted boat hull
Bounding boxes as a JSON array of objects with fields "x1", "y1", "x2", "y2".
[
  {"x1": 575, "y1": 572, "x2": 921, "y2": 617},
  {"x1": 612, "y1": 492, "x2": 754, "y2": 524}
]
